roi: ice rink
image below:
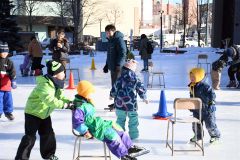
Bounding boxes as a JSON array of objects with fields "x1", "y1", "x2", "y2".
[{"x1": 0, "y1": 48, "x2": 239, "y2": 160}]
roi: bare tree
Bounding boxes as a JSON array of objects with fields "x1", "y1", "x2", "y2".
[
  {"x1": 15, "y1": 0, "x2": 42, "y2": 31},
  {"x1": 71, "y1": 0, "x2": 103, "y2": 48},
  {"x1": 105, "y1": 6, "x2": 123, "y2": 26},
  {"x1": 47, "y1": 0, "x2": 71, "y2": 27}
]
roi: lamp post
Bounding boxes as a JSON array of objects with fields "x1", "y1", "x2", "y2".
[
  {"x1": 159, "y1": 10, "x2": 164, "y2": 52},
  {"x1": 99, "y1": 18, "x2": 102, "y2": 38}
]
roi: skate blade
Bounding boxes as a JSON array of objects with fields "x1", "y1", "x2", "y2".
[{"x1": 129, "y1": 149, "x2": 150, "y2": 158}]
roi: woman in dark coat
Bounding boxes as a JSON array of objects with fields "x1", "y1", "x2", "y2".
[
  {"x1": 49, "y1": 31, "x2": 70, "y2": 68},
  {"x1": 139, "y1": 34, "x2": 151, "y2": 71}
]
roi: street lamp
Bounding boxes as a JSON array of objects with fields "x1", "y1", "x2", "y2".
[{"x1": 159, "y1": 10, "x2": 164, "y2": 52}]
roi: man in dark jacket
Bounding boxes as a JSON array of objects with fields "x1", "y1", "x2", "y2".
[{"x1": 103, "y1": 24, "x2": 127, "y2": 110}]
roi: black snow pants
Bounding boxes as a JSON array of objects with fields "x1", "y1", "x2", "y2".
[{"x1": 15, "y1": 113, "x2": 56, "y2": 160}]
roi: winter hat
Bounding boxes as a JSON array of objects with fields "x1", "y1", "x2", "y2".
[
  {"x1": 0, "y1": 41, "x2": 9, "y2": 53},
  {"x1": 124, "y1": 59, "x2": 138, "y2": 72},
  {"x1": 189, "y1": 68, "x2": 205, "y2": 83},
  {"x1": 46, "y1": 60, "x2": 65, "y2": 76},
  {"x1": 77, "y1": 80, "x2": 95, "y2": 98},
  {"x1": 225, "y1": 47, "x2": 237, "y2": 58}
]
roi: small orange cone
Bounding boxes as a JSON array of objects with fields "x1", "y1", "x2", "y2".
[
  {"x1": 66, "y1": 71, "x2": 75, "y2": 89},
  {"x1": 90, "y1": 58, "x2": 96, "y2": 70}
]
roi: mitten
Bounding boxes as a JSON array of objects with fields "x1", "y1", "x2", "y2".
[
  {"x1": 103, "y1": 64, "x2": 108, "y2": 73},
  {"x1": 11, "y1": 80, "x2": 17, "y2": 89},
  {"x1": 64, "y1": 101, "x2": 76, "y2": 110},
  {"x1": 84, "y1": 130, "x2": 93, "y2": 139}
]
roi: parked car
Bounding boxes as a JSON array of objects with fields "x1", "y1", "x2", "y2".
[{"x1": 179, "y1": 37, "x2": 205, "y2": 48}]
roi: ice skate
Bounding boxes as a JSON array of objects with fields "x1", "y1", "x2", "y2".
[
  {"x1": 226, "y1": 80, "x2": 237, "y2": 88},
  {"x1": 128, "y1": 145, "x2": 150, "y2": 158},
  {"x1": 5, "y1": 113, "x2": 14, "y2": 121},
  {"x1": 121, "y1": 155, "x2": 137, "y2": 160}
]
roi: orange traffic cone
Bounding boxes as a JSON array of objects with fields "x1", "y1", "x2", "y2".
[
  {"x1": 90, "y1": 58, "x2": 96, "y2": 70},
  {"x1": 66, "y1": 71, "x2": 75, "y2": 89}
]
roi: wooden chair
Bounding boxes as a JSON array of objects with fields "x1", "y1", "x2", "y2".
[
  {"x1": 148, "y1": 61, "x2": 165, "y2": 88},
  {"x1": 72, "y1": 129, "x2": 112, "y2": 160},
  {"x1": 197, "y1": 54, "x2": 211, "y2": 74},
  {"x1": 166, "y1": 98, "x2": 204, "y2": 156}
]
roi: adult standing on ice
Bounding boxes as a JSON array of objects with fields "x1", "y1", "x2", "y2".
[{"x1": 103, "y1": 24, "x2": 127, "y2": 110}]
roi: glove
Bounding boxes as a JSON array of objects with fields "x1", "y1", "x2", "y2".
[
  {"x1": 84, "y1": 130, "x2": 93, "y2": 139},
  {"x1": 109, "y1": 96, "x2": 114, "y2": 100},
  {"x1": 103, "y1": 64, "x2": 108, "y2": 73},
  {"x1": 64, "y1": 102, "x2": 75, "y2": 110},
  {"x1": 11, "y1": 80, "x2": 17, "y2": 89}
]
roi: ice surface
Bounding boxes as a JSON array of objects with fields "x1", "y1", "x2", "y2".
[{"x1": 0, "y1": 48, "x2": 239, "y2": 160}]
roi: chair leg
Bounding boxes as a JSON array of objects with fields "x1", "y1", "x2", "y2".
[
  {"x1": 162, "y1": 74, "x2": 165, "y2": 88},
  {"x1": 103, "y1": 142, "x2": 107, "y2": 160},
  {"x1": 194, "y1": 122, "x2": 197, "y2": 147},
  {"x1": 166, "y1": 120, "x2": 170, "y2": 148},
  {"x1": 172, "y1": 123, "x2": 174, "y2": 156},
  {"x1": 73, "y1": 136, "x2": 81, "y2": 160},
  {"x1": 200, "y1": 123, "x2": 204, "y2": 156}
]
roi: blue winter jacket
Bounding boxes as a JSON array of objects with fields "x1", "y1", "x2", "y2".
[
  {"x1": 189, "y1": 81, "x2": 216, "y2": 113},
  {"x1": 106, "y1": 31, "x2": 127, "y2": 71},
  {"x1": 110, "y1": 67, "x2": 147, "y2": 111}
]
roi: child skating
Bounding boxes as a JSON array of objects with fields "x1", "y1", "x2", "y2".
[
  {"x1": 110, "y1": 59, "x2": 148, "y2": 140},
  {"x1": 72, "y1": 80, "x2": 149, "y2": 160},
  {"x1": 0, "y1": 41, "x2": 17, "y2": 120},
  {"x1": 189, "y1": 68, "x2": 221, "y2": 143},
  {"x1": 15, "y1": 60, "x2": 72, "y2": 160},
  {"x1": 20, "y1": 54, "x2": 32, "y2": 77}
]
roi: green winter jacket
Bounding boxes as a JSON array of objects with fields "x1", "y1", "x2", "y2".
[
  {"x1": 72, "y1": 95, "x2": 118, "y2": 141},
  {"x1": 25, "y1": 75, "x2": 70, "y2": 119}
]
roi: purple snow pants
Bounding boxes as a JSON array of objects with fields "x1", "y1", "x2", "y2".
[{"x1": 103, "y1": 130, "x2": 132, "y2": 158}]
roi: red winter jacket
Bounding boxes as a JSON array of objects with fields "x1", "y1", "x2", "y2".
[{"x1": 0, "y1": 58, "x2": 16, "y2": 91}]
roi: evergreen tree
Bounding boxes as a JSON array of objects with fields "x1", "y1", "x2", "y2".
[{"x1": 0, "y1": 0, "x2": 22, "y2": 53}]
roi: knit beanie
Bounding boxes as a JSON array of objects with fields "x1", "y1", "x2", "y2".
[
  {"x1": 124, "y1": 59, "x2": 138, "y2": 72},
  {"x1": 77, "y1": 80, "x2": 95, "y2": 98},
  {"x1": 189, "y1": 68, "x2": 205, "y2": 83},
  {"x1": 0, "y1": 41, "x2": 9, "y2": 53},
  {"x1": 46, "y1": 60, "x2": 65, "y2": 76}
]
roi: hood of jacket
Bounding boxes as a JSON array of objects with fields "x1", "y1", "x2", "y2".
[
  {"x1": 113, "y1": 31, "x2": 124, "y2": 39},
  {"x1": 121, "y1": 67, "x2": 136, "y2": 82}
]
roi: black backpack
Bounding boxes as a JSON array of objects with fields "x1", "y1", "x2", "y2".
[{"x1": 147, "y1": 41, "x2": 153, "y2": 54}]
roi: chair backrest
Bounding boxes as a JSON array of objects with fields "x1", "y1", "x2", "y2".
[
  {"x1": 173, "y1": 98, "x2": 202, "y2": 121},
  {"x1": 198, "y1": 54, "x2": 208, "y2": 63},
  {"x1": 174, "y1": 98, "x2": 202, "y2": 110}
]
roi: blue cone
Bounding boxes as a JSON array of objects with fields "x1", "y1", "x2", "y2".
[{"x1": 153, "y1": 90, "x2": 173, "y2": 118}]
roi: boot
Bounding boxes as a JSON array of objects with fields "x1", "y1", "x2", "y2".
[
  {"x1": 5, "y1": 113, "x2": 14, "y2": 120},
  {"x1": 226, "y1": 80, "x2": 237, "y2": 88},
  {"x1": 128, "y1": 145, "x2": 144, "y2": 154},
  {"x1": 30, "y1": 70, "x2": 34, "y2": 76}
]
